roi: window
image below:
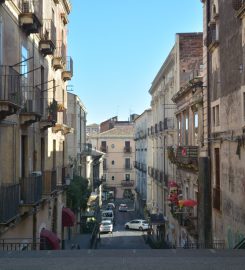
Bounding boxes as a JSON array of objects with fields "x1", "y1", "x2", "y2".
[
  {"x1": 112, "y1": 176, "x2": 115, "y2": 181},
  {"x1": 177, "y1": 115, "x2": 181, "y2": 145},
  {"x1": 212, "y1": 104, "x2": 220, "y2": 127},
  {"x1": 111, "y1": 160, "x2": 114, "y2": 165},
  {"x1": 125, "y1": 158, "x2": 130, "y2": 169},
  {"x1": 194, "y1": 111, "x2": 198, "y2": 145},
  {"x1": 125, "y1": 174, "x2": 130, "y2": 181},
  {"x1": 21, "y1": 45, "x2": 28, "y2": 78},
  {"x1": 111, "y1": 144, "x2": 115, "y2": 148},
  {"x1": 185, "y1": 112, "x2": 189, "y2": 145}
]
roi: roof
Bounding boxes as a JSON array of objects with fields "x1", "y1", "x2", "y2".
[{"x1": 98, "y1": 125, "x2": 134, "y2": 137}]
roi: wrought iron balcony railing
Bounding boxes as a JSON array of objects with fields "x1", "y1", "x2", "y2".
[
  {"x1": 124, "y1": 146, "x2": 132, "y2": 153},
  {"x1": 62, "y1": 57, "x2": 73, "y2": 81},
  {"x1": 121, "y1": 180, "x2": 134, "y2": 187},
  {"x1": 167, "y1": 146, "x2": 199, "y2": 170},
  {"x1": 39, "y1": 19, "x2": 56, "y2": 56},
  {"x1": 0, "y1": 184, "x2": 20, "y2": 224},
  {"x1": 20, "y1": 173, "x2": 42, "y2": 205},
  {"x1": 0, "y1": 66, "x2": 22, "y2": 119},
  {"x1": 18, "y1": 0, "x2": 42, "y2": 35}
]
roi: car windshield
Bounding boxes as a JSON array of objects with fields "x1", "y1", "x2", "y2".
[{"x1": 102, "y1": 221, "x2": 111, "y2": 225}]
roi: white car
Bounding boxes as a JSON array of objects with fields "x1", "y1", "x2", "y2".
[
  {"x1": 118, "y1": 203, "x2": 128, "y2": 212},
  {"x1": 125, "y1": 219, "x2": 149, "y2": 231},
  {"x1": 99, "y1": 220, "x2": 113, "y2": 233}
]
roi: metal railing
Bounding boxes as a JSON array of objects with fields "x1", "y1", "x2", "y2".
[
  {"x1": 20, "y1": 174, "x2": 42, "y2": 205},
  {"x1": 121, "y1": 180, "x2": 134, "y2": 187},
  {"x1": 0, "y1": 184, "x2": 20, "y2": 224},
  {"x1": 65, "y1": 56, "x2": 73, "y2": 76},
  {"x1": 40, "y1": 19, "x2": 56, "y2": 45},
  {"x1": 20, "y1": 86, "x2": 42, "y2": 115},
  {"x1": 0, "y1": 66, "x2": 22, "y2": 106},
  {"x1": 124, "y1": 146, "x2": 132, "y2": 153}
]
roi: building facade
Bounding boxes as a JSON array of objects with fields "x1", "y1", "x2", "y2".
[
  {"x1": 202, "y1": 0, "x2": 245, "y2": 248},
  {"x1": 0, "y1": 0, "x2": 74, "y2": 249},
  {"x1": 134, "y1": 109, "x2": 152, "y2": 217},
  {"x1": 90, "y1": 118, "x2": 135, "y2": 200},
  {"x1": 148, "y1": 32, "x2": 203, "y2": 246},
  {"x1": 67, "y1": 93, "x2": 87, "y2": 179}
]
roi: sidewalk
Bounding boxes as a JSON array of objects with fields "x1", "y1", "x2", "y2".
[{"x1": 64, "y1": 233, "x2": 92, "y2": 250}]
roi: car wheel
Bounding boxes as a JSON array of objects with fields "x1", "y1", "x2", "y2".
[
  {"x1": 125, "y1": 225, "x2": 129, "y2": 230},
  {"x1": 139, "y1": 226, "x2": 143, "y2": 231}
]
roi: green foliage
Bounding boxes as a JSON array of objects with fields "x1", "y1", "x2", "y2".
[{"x1": 66, "y1": 175, "x2": 91, "y2": 212}]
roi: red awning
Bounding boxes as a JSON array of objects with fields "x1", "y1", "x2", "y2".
[
  {"x1": 62, "y1": 207, "x2": 75, "y2": 227},
  {"x1": 40, "y1": 229, "x2": 60, "y2": 250}
]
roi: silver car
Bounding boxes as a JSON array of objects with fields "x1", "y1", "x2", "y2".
[
  {"x1": 125, "y1": 219, "x2": 149, "y2": 231},
  {"x1": 99, "y1": 220, "x2": 113, "y2": 233}
]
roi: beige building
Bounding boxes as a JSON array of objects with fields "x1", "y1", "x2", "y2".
[
  {"x1": 148, "y1": 33, "x2": 203, "y2": 246},
  {"x1": 0, "y1": 0, "x2": 74, "y2": 250},
  {"x1": 134, "y1": 109, "x2": 152, "y2": 216},
  {"x1": 67, "y1": 93, "x2": 87, "y2": 178},
  {"x1": 90, "y1": 118, "x2": 135, "y2": 199}
]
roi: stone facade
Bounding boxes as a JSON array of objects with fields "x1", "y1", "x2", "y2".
[
  {"x1": 0, "y1": 0, "x2": 73, "y2": 249},
  {"x1": 203, "y1": 0, "x2": 245, "y2": 248},
  {"x1": 134, "y1": 109, "x2": 152, "y2": 217}
]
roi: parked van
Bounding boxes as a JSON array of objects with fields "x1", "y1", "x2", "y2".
[{"x1": 101, "y1": 210, "x2": 114, "y2": 223}]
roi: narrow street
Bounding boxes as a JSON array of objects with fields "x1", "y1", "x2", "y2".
[{"x1": 97, "y1": 200, "x2": 150, "y2": 249}]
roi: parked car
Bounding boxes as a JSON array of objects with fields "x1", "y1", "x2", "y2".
[
  {"x1": 101, "y1": 210, "x2": 114, "y2": 223},
  {"x1": 99, "y1": 220, "x2": 113, "y2": 233},
  {"x1": 125, "y1": 219, "x2": 149, "y2": 231},
  {"x1": 118, "y1": 203, "x2": 128, "y2": 212},
  {"x1": 106, "y1": 202, "x2": 115, "y2": 210}
]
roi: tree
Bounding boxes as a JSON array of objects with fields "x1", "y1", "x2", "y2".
[{"x1": 66, "y1": 175, "x2": 91, "y2": 212}]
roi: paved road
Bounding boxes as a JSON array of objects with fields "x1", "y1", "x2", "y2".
[
  {"x1": 1, "y1": 250, "x2": 245, "y2": 270},
  {"x1": 98, "y1": 200, "x2": 149, "y2": 249}
]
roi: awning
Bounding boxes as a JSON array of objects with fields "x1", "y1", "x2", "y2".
[
  {"x1": 62, "y1": 207, "x2": 75, "y2": 227},
  {"x1": 40, "y1": 229, "x2": 60, "y2": 250}
]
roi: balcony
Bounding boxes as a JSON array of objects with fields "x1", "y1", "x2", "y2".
[
  {"x1": 164, "y1": 117, "x2": 174, "y2": 130},
  {"x1": 167, "y1": 146, "x2": 199, "y2": 171},
  {"x1": 40, "y1": 99, "x2": 58, "y2": 130},
  {"x1": 52, "y1": 41, "x2": 66, "y2": 70},
  {"x1": 213, "y1": 187, "x2": 221, "y2": 211},
  {"x1": 121, "y1": 180, "x2": 134, "y2": 187},
  {"x1": 42, "y1": 170, "x2": 57, "y2": 194},
  {"x1": 0, "y1": 66, "x2": 22, "y2": 120},
  {"x1": 175, "y1": 210, "x2": 198, "y2": 239},
  {"x1": 19, "y1": 87, "x2": 42, "y2": 126},
  {"x1": 100, "y1": 145, "x2": 108, "y2": 153},
  {"x1": 39, "y1": 19, "x2": 56, "y2": 56},
  {"x1": 0, "y1": 184, "x2": 20, "y2": 224},
  {"x1": 62, "y1": 57, "x2": 73, "y2": 81},
  {"x1": 18, "y1": 0, "x2": 42, "y2": 35},
  {"x1": 124, "y1": 146, "x2": 132, "y2": 153},
  {"x1": 20, "y1": 173, "x2": 42, "y2": 205},
  {"x1": 125, "y1": 165, "x2": 132, "y2": 170},
  {"x1": 206, "y1": 23, "x2": 219, "y2": 51}
]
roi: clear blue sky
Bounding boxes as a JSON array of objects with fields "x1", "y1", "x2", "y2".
[{"x1": 68, "y1": 0, "x2": 203, "y2": 125}]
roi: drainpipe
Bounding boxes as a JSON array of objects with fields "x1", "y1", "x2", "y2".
[{"x1": 198, "y1": 0, "x2": 212, "y2": 247}]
